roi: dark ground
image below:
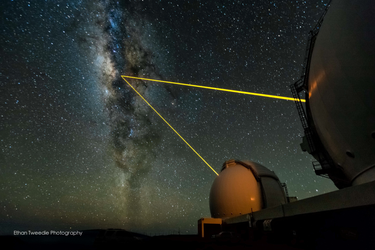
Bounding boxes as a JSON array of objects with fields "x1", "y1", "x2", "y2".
[{"x1": 1, "y1": 230, "x2": 302, "y2": 250}]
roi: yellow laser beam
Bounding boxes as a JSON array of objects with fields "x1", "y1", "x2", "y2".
[
  {"x1": 121, "y1": 76, "x2": 219, "y2": 176},
  {"x1": 122, "y1": 75, "x2": 306, "y2": 102}
]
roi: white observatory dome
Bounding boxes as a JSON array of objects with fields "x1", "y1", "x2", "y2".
[
  {"x1": 209, "y1": 160, "x2": 286, "y2": 218},
  {"x1": 307, "y1": 0, "x2": 375, "y2": 186}
]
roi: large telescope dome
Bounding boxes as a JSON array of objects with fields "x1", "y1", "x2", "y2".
[{"x1": 302, "y1": 0, "x2": 375, "y2": 187}]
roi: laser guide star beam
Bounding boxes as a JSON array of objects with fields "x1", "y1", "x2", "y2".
[
  {"x1": 122, "y1": 75, "x2": 306, "y2": 102},
  {"x1": 121, "y1": 76, "x2": 219, "y2": 176}
]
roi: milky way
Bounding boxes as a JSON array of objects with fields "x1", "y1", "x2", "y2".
[{"x1": 88, "y1": 1, "x2": 175, "y2": 226}]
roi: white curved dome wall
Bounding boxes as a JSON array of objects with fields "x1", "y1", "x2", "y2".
[
  {"x1": 209, "y1": 160, "x2": 286, "y2": 218},
  {"x1": 308, "y1": 0, "x2": 375, "y2": 185},
  {"x1": 209, "y1": 165, "x2": 262, "y2": 218}
]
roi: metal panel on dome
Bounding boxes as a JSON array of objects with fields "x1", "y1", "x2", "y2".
[{"x1": 261, "y1": 177, "x2": 287, "y2": 208}]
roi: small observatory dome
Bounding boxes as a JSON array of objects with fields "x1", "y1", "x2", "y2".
[{"x1": 209, "y1": 159, "x2": 287, "y2": 218}]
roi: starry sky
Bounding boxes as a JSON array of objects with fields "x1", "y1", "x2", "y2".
[{"x1": 1, "y1": 0, "x2": 336, "y2": 235}]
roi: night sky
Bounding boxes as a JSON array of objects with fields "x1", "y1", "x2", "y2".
[{"x1": 1, "y1": 0, "x2": 336, "y2": 235}]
